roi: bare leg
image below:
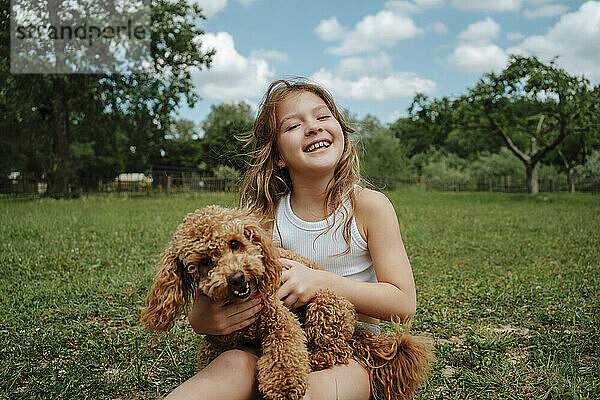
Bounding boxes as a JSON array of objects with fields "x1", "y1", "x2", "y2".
[
  {"x1": 165, "y1": 348, "x2": 261, "y2": 400},
  {"x1": 303, "y1": 359, "x2": 371, "y2": 400}
]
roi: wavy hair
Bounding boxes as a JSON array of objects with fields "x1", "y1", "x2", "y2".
[{"x1": 239, "y1": 78, "x2": 362, "y2": 254}]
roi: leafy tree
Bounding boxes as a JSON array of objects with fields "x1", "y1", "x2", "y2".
[
  {"x1": 0, "y1": 0, "x2": 214, "y2": 195},
  {"x1": 199, "y1": 102, "x2": 254, "y2": 174},
  {"x1": 393, "y1": 94, "x2": 456, "y2": 157},
  {"x1": 359, "y1": 128, "x2": 413, "y2": 186},
  {"x1": 576, "y1": 150, "x2": 600, "y2": 189},
  {"x1": 465, "y1": 55, "x2": 594, "y2": 194},
  {"x1": 548, "y1": 84, "x2": 600, "y2": 193},
  {"x1": 467, "y1": 147, "x2": 524, "y2": 182}
]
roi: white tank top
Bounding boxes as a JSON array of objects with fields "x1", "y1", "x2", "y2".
[{"x1": 272, "y1": 191, "x2": 377, "y2": 283}]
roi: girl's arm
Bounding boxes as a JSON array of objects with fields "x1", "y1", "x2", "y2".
[{"x1": 277, "y1": 189, "x2": 416, "y2": 322}]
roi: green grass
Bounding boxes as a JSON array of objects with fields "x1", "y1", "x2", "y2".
[{"x1": 1, "y1": 190, "x2": 598, "y2": 399}]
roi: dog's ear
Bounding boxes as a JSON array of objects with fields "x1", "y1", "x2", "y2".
[
  {"x1": 243, "y1": 215, "x2": 281, "y2": 294},
  {"x1": 140, "y1": 243, "x2": 193, "y2": 332}
]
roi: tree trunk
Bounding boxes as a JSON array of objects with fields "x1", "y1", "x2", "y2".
[
  {"x1": 568, "y1": 168, "x2": 576, "y2": 194},
  {"x1": 526, "y1": 162, "x2": 539, "y2": 194},
  {"x1": 48, "y1": 79, "x2": 70, "y2": 196},
  {"x1": 527, "y1": 138, "x2": 539, "y2": 194}
]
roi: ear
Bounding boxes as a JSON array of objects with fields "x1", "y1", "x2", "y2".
[
  {"x1": 276, "y1": 159, "x2": 286, "y2": 168},
  {"x1": 140, "y1": 244, "x2": 193, "y2": 332},
  {"x1": 243, "y1": 215, "x2": 281, "y2": 295}
]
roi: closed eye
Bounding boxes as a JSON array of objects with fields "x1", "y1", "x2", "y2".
[
  {"x1": 317, "y1": 115, "x2": 331, "y2": 120},
  {"x1": 284, "y1": 123, "x2": 300, "y2": 132}
]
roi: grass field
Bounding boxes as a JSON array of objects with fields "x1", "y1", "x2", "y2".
[{"x1": 1, "y1": 190, "x2": 598, "y2": 399}]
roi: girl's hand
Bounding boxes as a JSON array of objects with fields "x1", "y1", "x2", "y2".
[
  {"x1": 188, "y1": 292, "x2": 263, "y2": 335},
  {"x1": 277, "y1": 258, "x2": 325, "y2": 309}
]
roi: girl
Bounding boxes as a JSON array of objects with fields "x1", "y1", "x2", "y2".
[{"x1": 166, "y1": 79, "x2": 417, "y2": 400}]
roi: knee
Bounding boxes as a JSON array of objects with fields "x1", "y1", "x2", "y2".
[
  {"x1": 303, "y1": 374, "x2": 335, "y2": 400},
  {"x1": 214, "y1": 349, "x2": 258, "y2": 379}
]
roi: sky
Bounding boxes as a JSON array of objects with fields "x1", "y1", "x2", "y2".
[{"x1": 179, "y1": 0, "x2": 600, "y2": 131}]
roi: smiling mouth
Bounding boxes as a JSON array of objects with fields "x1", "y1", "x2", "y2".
[
  {"x1": 304, "y1": 140, "x2": 331, "y2": 153},
  {"x1": 232, "y1": 282, "x2": 251, "y2": 299}
]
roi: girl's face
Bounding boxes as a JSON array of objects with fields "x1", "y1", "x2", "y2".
[{"x1": 275, "y1": 91, "x2": 344, "y2": 178}]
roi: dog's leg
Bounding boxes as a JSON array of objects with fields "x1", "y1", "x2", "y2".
[
  {"x1": 304, "y1": 288, "x2": 356, "y2": 370},
  {"x1": 257, "y1": 299, "x2": 310, "y2": 400}
]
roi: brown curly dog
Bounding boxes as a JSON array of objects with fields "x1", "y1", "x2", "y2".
[{"x1": 140, "y1": 205, "x2": 433, "y2": 400}]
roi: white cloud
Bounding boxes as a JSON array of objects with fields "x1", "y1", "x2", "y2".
[
  {"x1": 194, "y1": 0, "x2": 227, "y2": 18},
  {"x1": 384, "y1": 0, "x2": 420, "y2": 15},
  {"x1": 506, "y1": 31, "x2": 525, "y2": 40},
  {"x1": 523, "y1": 3, "x2": 569, "y2": 18},
  {"x1": 445, "y1": 17, "x2": 508, "y2": 74},
  {"x1": 447, "y1": 44, "x2": 508, "y2": 73},
  {"x1": 311, "y1": 69, "x2": 436, "y2": 101},
  {"x1": 249, "y1": 49, "x2": 289, "y2": 63},
  {"x1": 457, "y1": 17, "x2": 501, "y2": 43},
  {"x1": 508, "y1": 1, "x2": 600, "y2": 82},
  {"x1": 193, "y1": 0, "x2": 257, "y2": 18},
  {"x1": 335, "y1": 52, "x2": 394, "y2": 76},
  {"x1": 314, "y1": 17, "x2": 347, "y2": 41},
  {"x1": 450, "y1": 0, "x2": 522, "y2": 12},
  {"x1": 322, "y1": 10, "x2": 423, "y2": 56},
  {"x1": 192, "y1": 32, "x2": 274, "y2": 101},
  {"x1": 413, "y1": 0, "x2": 444, "y2": 8},
  {"x1": 387, "y1": 109, "x2": 406, "y2": 123},
  {"x1": 429, "y1": 22, "x2": 449, "y2": 34}
]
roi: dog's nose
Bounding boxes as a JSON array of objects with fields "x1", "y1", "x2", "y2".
[{"x1": 227, "y1": 271, "x2": 245, "y2": 287}]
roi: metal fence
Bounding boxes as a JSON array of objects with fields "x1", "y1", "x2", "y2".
[
  {"x1": 1, "y1": 171, "x2": 599, "y2": 199},
  {"x1": 367, "y1": 176, "x2": 600, "y2": 193}
]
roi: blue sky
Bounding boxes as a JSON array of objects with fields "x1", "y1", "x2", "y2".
[{"x1": 179, "y1": 0, "x2": 599, "y2": 130}]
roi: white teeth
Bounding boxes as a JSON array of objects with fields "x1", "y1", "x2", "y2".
[
  {"x1": 305, "y1": 141, "x2": 331, "y2": 153},
  {"x1": 234, "y1": 283, "x2": 250, "y2": 297}
]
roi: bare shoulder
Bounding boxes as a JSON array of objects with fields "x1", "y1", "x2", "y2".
[
  {"x1": 354, "y1": 188, "x2": 395, "y2": 217},
  {"x1": 354, "y1": 188, "x2": 397, "y2": 241}
]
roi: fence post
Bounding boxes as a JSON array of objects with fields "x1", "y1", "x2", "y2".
[{"x1": 166, "y1": 175, "x2": 172, "y2": 195}]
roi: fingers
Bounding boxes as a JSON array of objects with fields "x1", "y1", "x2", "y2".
[
  {"x1": 278, "y1": 258, "x2": 303, "y2": 270},
  {"x1": 278, "y1": 281, "x2": 307, "y2": 309},
  {"x1": 221, "y1": 298, "x2": 262, "y2": 334},
  {"x1": 222, "y1": 315, "x2": 260, "y2": 335}
]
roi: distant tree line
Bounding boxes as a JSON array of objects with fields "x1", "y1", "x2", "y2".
[
  {"x1": 0, "y1": 0, "x2": 214, "y2": 196},
  {"x1": 2, "y1": 0, "x2": 599, "y2": 199}
]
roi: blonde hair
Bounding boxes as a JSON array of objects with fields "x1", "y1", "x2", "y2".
[{"x1": 239, "y1": 78, "x2": 362, "y2": 254}]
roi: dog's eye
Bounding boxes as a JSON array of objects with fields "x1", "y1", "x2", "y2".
[
  {"x1": 199, "y1": 257, "x2": 213, "y2": 267},
  {"x1": 229, "y1": 240, "x2": 242, "y2": 250},
  {"x1": 187, "y1": 264, "x2": 197, "y2": 273}
]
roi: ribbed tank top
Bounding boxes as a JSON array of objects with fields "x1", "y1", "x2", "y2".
[{"x1": 272, "y1": 191, "x2": 377, "y2": 283}]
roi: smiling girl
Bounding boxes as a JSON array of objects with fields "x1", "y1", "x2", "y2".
[{"x1": 166, "y1": 79, "x2": 419, "y2": 400}]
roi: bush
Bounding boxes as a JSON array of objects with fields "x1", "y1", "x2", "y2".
[
  {"x1": 359, "y1": 130, "x2": 413, "y2": 185},
  {"x1": 420, "y1": 150, "x2": 474, "y2": 190},
  {"x1": 467, "y1": 148, "x2": 524, "y2": 181}
]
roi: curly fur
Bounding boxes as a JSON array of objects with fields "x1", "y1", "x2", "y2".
[{"x1": 140, "y1": 205, "x2": 433, "y2": 400}]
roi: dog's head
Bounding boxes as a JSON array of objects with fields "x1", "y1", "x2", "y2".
[{"x1": 140, "y1": 205, "x2": 281, "y2": 332}]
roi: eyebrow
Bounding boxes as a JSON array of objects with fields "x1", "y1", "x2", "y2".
[{"x1": 280, "y1": 105, "x2": 330, "y2": 125}]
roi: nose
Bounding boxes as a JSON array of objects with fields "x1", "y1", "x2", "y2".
[
  {"x1": 227, "y1": 271, "x2": 246, "y2": 287},
  {"x1": 305, "y1": 121, "x2": 323, "y2": 136}
]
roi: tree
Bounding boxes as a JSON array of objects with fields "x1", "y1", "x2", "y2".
[
  {"x1": 359, "y1": 129, "x2": 413, "y2": 186},
  {"x1": 0, "y1": 0, "x2": 214, "y2": 195},
  {"x1": 466, "y1": 55, "x2": 594, "y2": 194},
  {"x1": 549, "y1": 85, "x2": 600, "y2": 193},
  {"x1": 397, "y1": 94, "x2": 457, "y2": 157},
  {"x1": 200, "y1": 102, "x2": 255, "y2": 173}
]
